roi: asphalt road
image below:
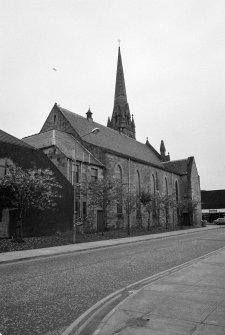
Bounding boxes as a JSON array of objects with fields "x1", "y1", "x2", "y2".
[{"x1": 1, "y1": 228, "x2": 225, "y2": 335}]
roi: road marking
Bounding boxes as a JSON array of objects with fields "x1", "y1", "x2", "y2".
[
  {"x1": 61, "y1": 246, "x2": 225, "y2": 335},
  {"x1": 73, "y1": 294, "x2": 122, "y2": 335}
]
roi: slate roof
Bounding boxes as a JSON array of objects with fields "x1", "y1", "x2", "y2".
[
  {"x1": 57, "y1": 106, "x2": 163, "y2": 168},
  {"x1": 201, "y1": 190, "x2": 225, "y2": 209},
  {"x1": 0, "y1": 129, "x2": 32, "y2": 148},
  {"x1": 23, "y1": 130, "x2": 104, "y2": 167},
  {"x1": 162, "y1": 159, "x2": 188, "y2": 175}
]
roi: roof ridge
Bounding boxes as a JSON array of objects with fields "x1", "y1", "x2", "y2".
[
  {"x1": 22, "y1": 130, "x2": 53, "y2": 139},
  {"x1": 164, "y1": 158, "x2": 188, "y2": 164}
]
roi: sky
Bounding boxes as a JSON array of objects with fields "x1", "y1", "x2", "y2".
[{"x1": 1, "y1": 0, "x2": 225, "y2": 190}]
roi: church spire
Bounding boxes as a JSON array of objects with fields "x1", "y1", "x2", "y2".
[
  {"x1": 115, "y1": 47, "x2": 127, "y2": 101},
  {"x1": 107, "y1": 46, "x2": 136, "y2": 139}
]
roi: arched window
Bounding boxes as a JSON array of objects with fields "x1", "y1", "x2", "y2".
[
  {"x1": 54, "y1": 115, "x2": 56, "y2": 122},
  {"x1": 165, "y1": 177, "x2": 168, "y2": 196},
  {"x1": 115, "y1": 165, "x2": 123, "y2": 214},
  {"x1": 115, "y1": 164, "x2": 122, "y2": 181},
  {"x1": 152, "y1": 174, "x2": 156, "y2": 194},
  {"x1": 136, "y1": 170, "x2": 142, "y2": 223},
  {"x1": 175, "y1": 180, "x2": 179, "y2": 201},
  {"x1": 136, "y1": 170, "x2": 141, "y2": 196}
]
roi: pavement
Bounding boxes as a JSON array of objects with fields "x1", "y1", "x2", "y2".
[
  {"x1": 94, "y1": 246, "x2": 225, "y2": 335},
  {"x1": 1, "y1": 224, "x2": 225, "y2": 335},
  {"x1": 0, "y1": 224, "x2": 223, "y2": 265}
]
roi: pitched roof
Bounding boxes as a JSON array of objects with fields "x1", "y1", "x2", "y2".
[
  {"x1": 0, "y1": 129, "x2": 32, "y2": 148},
  {"x1": 201, "y1": 190, "x2": 225, "y2": 209},
  {"x1": 57, "y1": 105, "x2": 163, "y2": 167},
  {"x1": 23, "y1": 130, "x2": 104, "y2": 167},
  {"x1": 162, "y1": 159, "x2": 188, "y2": 175}
]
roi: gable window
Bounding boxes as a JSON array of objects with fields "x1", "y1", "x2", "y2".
[{"x1": 91, "y1": 168, "x2": 98, "y2": 181}]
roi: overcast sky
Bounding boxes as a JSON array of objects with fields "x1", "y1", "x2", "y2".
[{"x1": 1, "y1": 0, "x2": 225, "y2": 190}]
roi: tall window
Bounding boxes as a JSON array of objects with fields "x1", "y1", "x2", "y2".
[
  {"x1": 165, "y1": 177, "x2": 168, "y2": 196},
  {"x1": 116, "y1": 165, "x2": 123, "y2": 214},
  {"x1": 152, "y1": 174, "x2": 156, "y2": 194},
  {"x1": 73, "y1": 164, "x2": 79, "y2": 184},
  {"x1": 175, "y1": 180, "x2": 179, "y2": 201},
  {"x1": 136, "y1": 170, "x2": 141, "y2": 196},
  {"x1": 136, "y1": 170, "x2": 141, "y2": 222}
]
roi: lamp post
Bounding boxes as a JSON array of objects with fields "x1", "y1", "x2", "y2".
[{"x1": 72, "y1": 128, "x2": 100, "y2": 243}]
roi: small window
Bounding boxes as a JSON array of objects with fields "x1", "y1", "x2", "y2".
[
  {"x1": 54, "y1": 115, "x2": 56, "y2": 122},
  {"x1": 75, "y1": 164, "x2": 79, "y2": 184},
  {"x1": 91, "y1": 168, "x2": 98, "y2": 181},
  {"x1": 72, "y1": 164, "x2": 79, "y2": 184}
]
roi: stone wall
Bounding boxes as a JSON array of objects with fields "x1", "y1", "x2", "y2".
[
  {"x1": 41, "y1": 105, "x2": 76, "y2": 136},
  {"x1": 104, "y1": 152, "x2": 183, "y2": 229},
  {"x1": 188, "y1": 157, "x2": 202, "y2": 226}
]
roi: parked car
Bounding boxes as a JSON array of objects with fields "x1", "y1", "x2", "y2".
[{"x1": 213, "y1": 218, "x2": 225, "y2": 225}]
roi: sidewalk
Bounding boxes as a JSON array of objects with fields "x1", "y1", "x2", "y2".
[
  {"x1": 0, "y1": 225, "x2": 225, "y2": 264},
  {"x1": 95, "y1": 247, "x2": 225, "y2": 335},
  {"x1": 0, "y1": 225, "x2": 224, "y2": 265}
]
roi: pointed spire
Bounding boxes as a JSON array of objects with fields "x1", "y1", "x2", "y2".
[
  {"x1": 160, "y1": 140, "x2": 166, "y2": 156},
  {"x1": 107, "y1": 46, "x2": 135, "y2": 139},
  {"x1": 115, "y1": 47, "x2": 127, "y2": 101}
]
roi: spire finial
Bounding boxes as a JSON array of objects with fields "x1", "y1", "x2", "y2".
[{"x1": 117, "y1": 39, "x2": 121, "y2": 47}]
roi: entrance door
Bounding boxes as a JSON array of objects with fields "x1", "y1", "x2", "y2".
[
  {"x1": 183, "y1": 213, "x2": 190, "y2": 226},
  {"x1": 97, "y1": 210, "x2": 104, "y2": 232}
]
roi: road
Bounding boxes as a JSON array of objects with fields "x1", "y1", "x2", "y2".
[{"x1": 1, "y1": 228, "x2": 225, "y2": 335}]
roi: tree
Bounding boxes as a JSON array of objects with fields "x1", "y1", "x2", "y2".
[
  {"x1": 140, "y1": 190, "x2": 154, "y2": 231},
  {"x1": 87, "y1": 177, "x2": 118, "y2": 234},
  {"x1": 160, "y1": 194, "x2": 176, "y2": 229},
  {"x1": 0, "y1": 166, "x2": 62, "y2": 241},
  {"x1": 118, "y1": 184, "x2": 137, "y2": 235}
]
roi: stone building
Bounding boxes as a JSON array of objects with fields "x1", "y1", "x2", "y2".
[{"x1": 23, "y1": 47, "x2": 202, "y2": 231}]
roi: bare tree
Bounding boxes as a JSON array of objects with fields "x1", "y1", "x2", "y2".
[{"x1": 87, "y1": 177, "x2": 118, "y2": 234}]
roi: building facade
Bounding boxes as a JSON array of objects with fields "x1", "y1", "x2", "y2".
[
  {"x1": 201, "y1": 190, "x2": 225, "y2": 222},
  {"x1": 23, "y1": 47, "x2": 202, "y2": 231}
]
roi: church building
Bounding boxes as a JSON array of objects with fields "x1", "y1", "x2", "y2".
[{"x1": 23, "y1": 47, "x2": 202, "y2": 231}]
